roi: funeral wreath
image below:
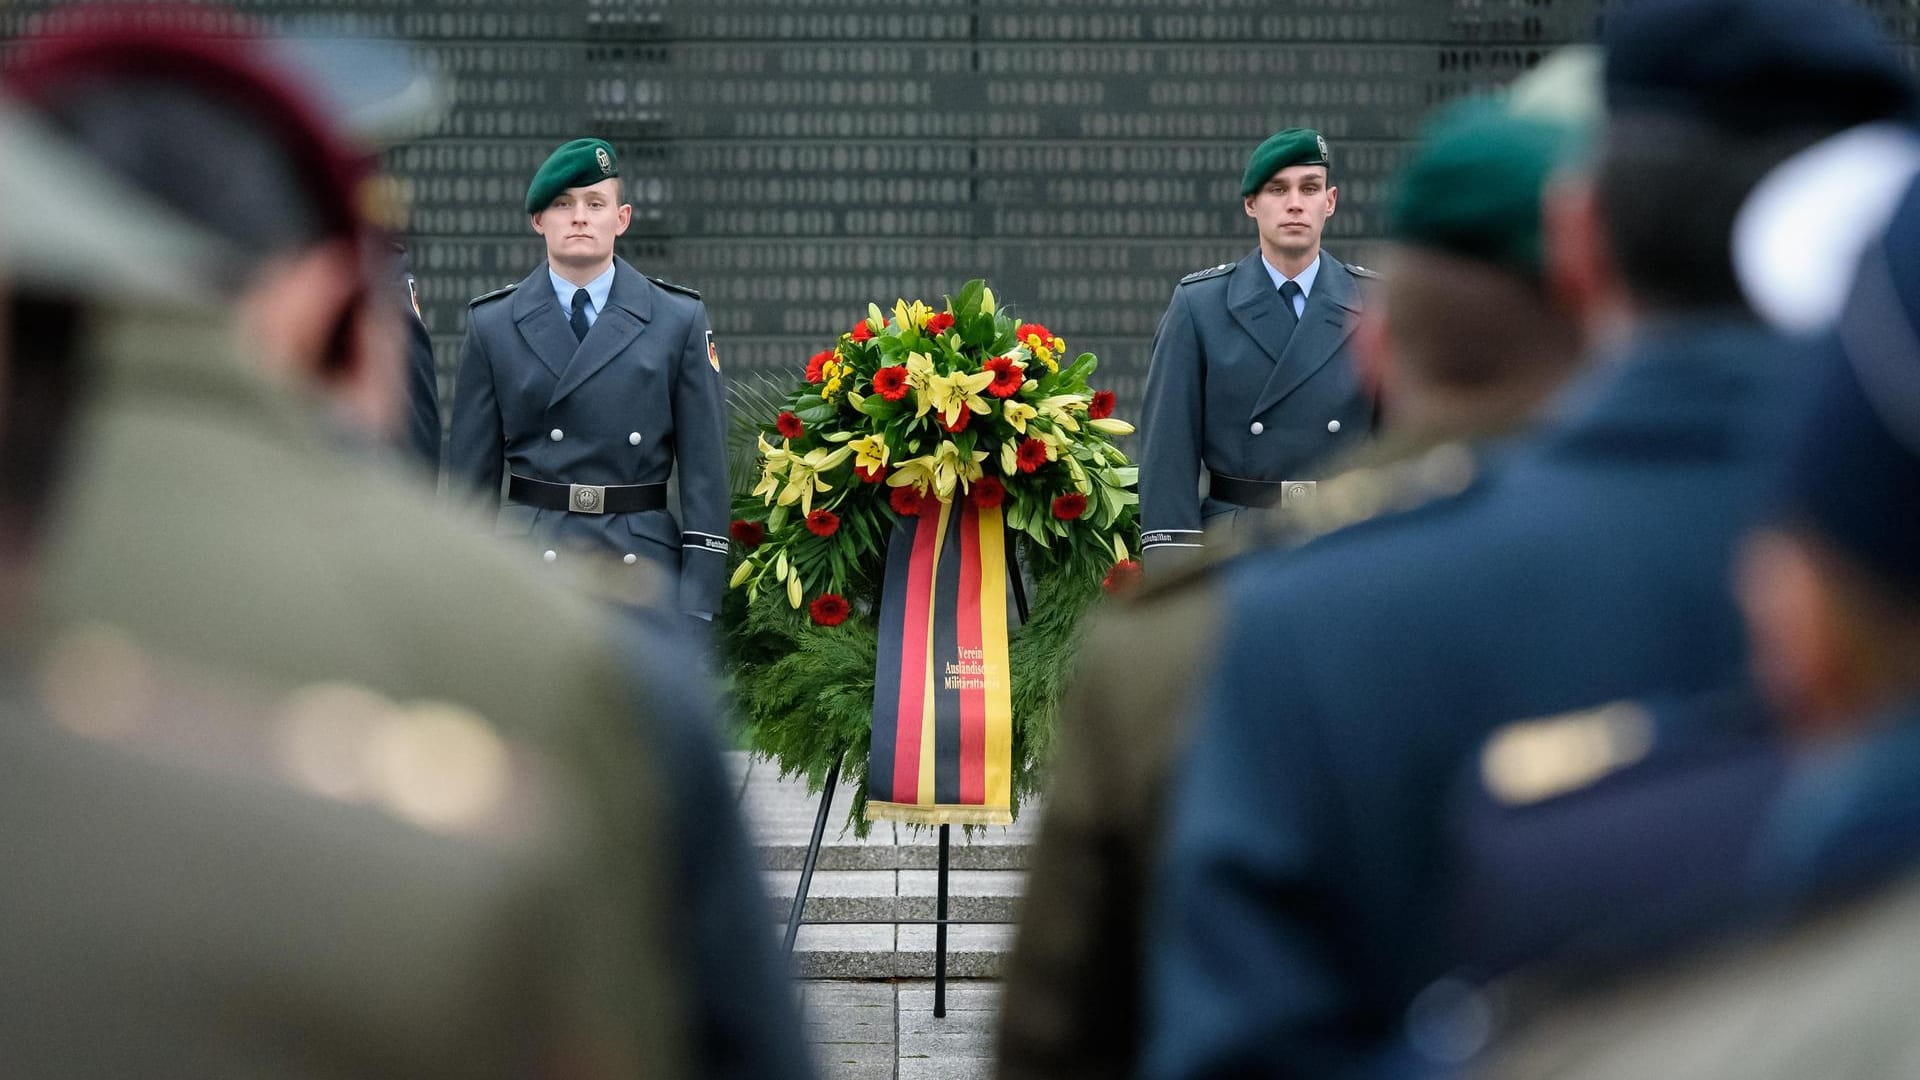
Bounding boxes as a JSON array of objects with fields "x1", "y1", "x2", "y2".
[{"x1": 722, "y1": 280, "x2": 1140, "y2": 832}]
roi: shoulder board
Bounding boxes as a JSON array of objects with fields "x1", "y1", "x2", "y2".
[
  {"x1": 648, "y1": 275, "x2": 701, "y2": 300},
  {"x1": 1274, "y1": 441, "x2": 1479, "y2": 547},
  {"x1": 1178, "y1": 263, "x2": 1234, "y2": 286},
  {"x1": 1479, "y1": 700, "x2": 1655, "y2": 807},
  {"x1": 1346, "y1": 263, "x2": 1380, "y2": 279},
  {"x1": 468, "y1": 282, "x2": 518, "y2": 307}
]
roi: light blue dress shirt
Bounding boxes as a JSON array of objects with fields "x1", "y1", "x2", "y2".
[
  {"x1": 548, "y1": 263, "x2": 616, "y2": 329},
  {"x1": 1259, "y1": 253, "x2": 1320, "y2": 319}
]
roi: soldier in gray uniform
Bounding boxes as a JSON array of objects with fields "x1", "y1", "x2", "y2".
[
  {"x1": 1138, "y1": 127, "x2": 1376, "y2": 567},
  {"x1": 449, "y1": 139, "x2": 730, "y2": 619}
]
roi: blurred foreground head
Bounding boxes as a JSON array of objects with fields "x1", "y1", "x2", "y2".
[
  {"x1": 0, "y1": 98, "x2": 225, "y2": 617},
  {"x1": 2, "y1": 3, "x2": 407, "y2": 437},
  {"x1": 1740, "y1": 177, "x2": 1920, "y2": 732},
  {"x1": 1554, "y1": 0, "x2": 1917, "y2": 333},
  {"x1": 1361, "y1": 78, "x2": 1589, "y2": 437}
]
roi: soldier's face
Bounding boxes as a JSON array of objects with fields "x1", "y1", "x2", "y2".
[
  {"x1": 531, "y1": 179, "x2": 631, "y2": 270},
  {"x1": 1245, "y1": 166, "x2": 1337, "y2": 263}
]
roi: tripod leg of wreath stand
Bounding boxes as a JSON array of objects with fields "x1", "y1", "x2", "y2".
[
  {"x1": 782, "y1": 750, "x2": 843, "y2": 958},
  {"x1": 935, "y1": 822, "x2": 951, "y2": 1018}
]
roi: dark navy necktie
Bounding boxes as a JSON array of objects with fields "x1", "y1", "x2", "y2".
[
  {"x1": 1275, "y1": 279, "x2": 1303, "y2": 354},
  {"x1": 1278, "y1": 279, "x2": 1303, "y2": 324},
  {"x1": 569, "y1": 287, "x2": 591, "y2": 342}
]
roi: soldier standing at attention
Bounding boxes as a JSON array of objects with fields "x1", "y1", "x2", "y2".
[
  {"x1": 449, "y1": 140, "x2": 730, "y2": 620},
  {"x1": 997, "y1": 85, "x2": 1591, "y2": 1080},
  {"x1": 1138, "y1": 127, "x2": 1375, "y2": 568}
]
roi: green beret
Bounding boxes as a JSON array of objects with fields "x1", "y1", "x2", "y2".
[
  {"x1": 1240, "y1": 128, "x2": 1330, "y2": 196},
  {"x1": 1386, "y1": 99, "x2": 1579, "y2": 280},
  {"x1": 525, "y1": 137, "x2": 619, "y2": 215}
]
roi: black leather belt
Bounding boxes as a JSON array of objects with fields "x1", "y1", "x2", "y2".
[
  {"x1": 1207, "y1": 474, "x2": 1316, "y2": 509},
  {"x1": 508, "y1": 474, "x2": 666, "y2": 515}
]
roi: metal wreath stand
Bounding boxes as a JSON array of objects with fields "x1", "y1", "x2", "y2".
[{"x1": 781, "y1": 543, "x2": 1032, "y2": 1019}]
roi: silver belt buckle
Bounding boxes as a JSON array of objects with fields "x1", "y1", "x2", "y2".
[
  {"x1": 1281, "y1": 480, "x2": 1316, "y2": 506},
  {"x1": 568, "y1": 483, "x2": 608, "y2": 513}
]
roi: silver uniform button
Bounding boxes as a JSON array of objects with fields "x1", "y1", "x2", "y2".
[
  {"x1": 549, "y1": 428, "x2": 564, "y2": 441},
  {"x1": 628, "y1": 431, "x2": 642, "y2": 445},
  {"x1": 1328, "y1": 420, "x2": 1342, "y2": 433},
  {"x1": 542, "y1": 549, "x2": 557, "y2": 563},
  {"x1": 623, "y1": 554, "x2": 638, "y2": 565},
  {"x1": 1250, "y1": 421, "x2": 1265, "y2": 436}
]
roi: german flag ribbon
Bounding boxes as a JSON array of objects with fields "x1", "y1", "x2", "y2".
[{"x1": 866, "y1": 498, "x2": 1014, "y2": 826}]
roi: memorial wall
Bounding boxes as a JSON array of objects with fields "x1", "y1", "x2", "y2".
[{"x1": 6, "y1": 0, "x2": 1918, "y2": 410}]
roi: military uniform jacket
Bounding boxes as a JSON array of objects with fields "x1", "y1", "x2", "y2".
[
  {"x1": 395, "y1": 248, "x2": 443, "y2": 473},
  {"x1": 449, "y1": 256, "x2": 730, "y2": 615},
  {"x1": 1462, "y1": 700, "x2": 1920, "y2": 1080},
  {"x1": 0, "y1": 638, "x2": 637, "y2": 1079},
  {"x1": 1138, "y1": 248, "x2": 1375, "y2": 564},
  {"x1": 1140, "y1": 320, "x2": 1810, "y2": 1080},
  {"x1": 36, "y1": 306, "x2": 696, "y2": 1077}
]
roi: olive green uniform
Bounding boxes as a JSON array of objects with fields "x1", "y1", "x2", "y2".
[{"x1": 33, "y1": 306, "x2": 693, "y2": 1077}]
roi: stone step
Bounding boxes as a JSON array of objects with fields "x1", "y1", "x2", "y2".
[
  {"x1": 788, "y1": 923, "x2": 1017, "y2": 980},
  {"x1": 765, "y1": 868, "x2": 1026, "y2": 923},
  {"x1": 803, "y1": 980, "x2": 1003, "y2": 1080},
  {"x1": 735, "y1": 751, "x2": 1042, "y2": 872},
  {"x1": 737, "y1": 753, "x2": 1036, "y2": 979}
]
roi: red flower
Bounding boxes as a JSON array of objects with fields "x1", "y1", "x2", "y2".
[
  {"x1": 855, "y1": 463, "x2": 888, "y2": 484},
  {"x1": 729, "y1": 519, "x2": 765, "y2": 548},
  {"x1": 872, "y1": 365, "x2": 910, "y2": 402},
  {"x1": 983, "y1": 356, "x2": 1024, "y2": 398},
  {"x1": 850, "y1": 321, "x2": 874, "y2": 343},
  {"x1": 924, "y1": 312, "x2": 955, "y2": 334},
  {"x1": 1015, "y1": 437, "x2": 1050, "y2": 473},
  {"x1": 1089, "y1": 389, "x2": 1117, "y2": 420},
  {"x1": 805, "y1": 350, "x2": 834, "y2": 384},
  {"x1": 775, "y1": 411, "x2": 805, "y2": 440},
  {"x1": 809, "y1": 593, "x2": 851, "y2": 627},
  {"x1": 1102, "y1": 559, "x2": 1143, "y2": 595},
  {"x1": 939, "y1": 407, "x2": 972, "y2": 434},
  {"x1": 805, "y1": 509, "x2": 840, "y2": 537},
  {"x1": 968, "y1": 476, "x2": 1005, "y2": 509},
  {"x1": 1051, "y1": 492, "x2": 1087, "y2": 521},
  {"x1": 889, "y1": 485, "x2": 925, "y2": 516},
  {"x1": 1016, "y1": 322, "x2": 1054, "y2": 345}
]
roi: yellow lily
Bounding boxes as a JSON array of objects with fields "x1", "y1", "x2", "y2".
[
  {"x1": 887, "y1": 455, "x2": 937, "y2": 496},
  {"x1": 775, "y1": 445, "x2": 853, "y2": 515},
  {"x1": 905, "y1": 351, "x2": 939, "y2": 418},
  {"x1": 1000, "y1": 398, "x2": 1037, "y2": 434},
  {"x1": 1036, "y1": 394, "x2": 1088, "y2": 432},
  {"x1": 888, "y1": 440, "x2": 988, "y2": 501},
  {"x1": 932, "y1": 439, "x2": 989, "y2": 499},
  {"x1": 999, "y1": 440, "x2": 1019, "y2": 475},
  {"x1": 925, "y1": 367, "x2": 994, "y2": 429},
  {"x1": 1088, "y1": 416, "x2": 1136, "y2": 436},
  {"x1": 751, "y1": 435, "x2": 792, "y2": 504},
  {"x1": 848, "y1": 434, "x2": 891, "y2": 473},
  {"x1": 892, "y1": 298, "x2": 934, "y2": 331},
  {"x1": 982, "y1": 286, "x2": 996, "y2": 315}
]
